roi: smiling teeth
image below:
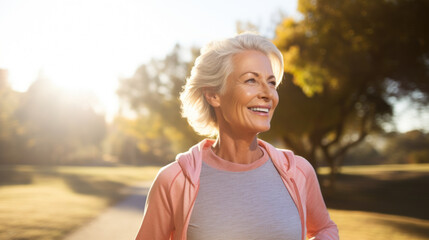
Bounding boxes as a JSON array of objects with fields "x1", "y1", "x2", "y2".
[{"x1": 249, "y1": 107, "x2": 269, "y2": 113}]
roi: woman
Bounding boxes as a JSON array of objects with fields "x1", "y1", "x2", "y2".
[{"x1": 136, "y1": 33, "x2": 339, "y2": 240}]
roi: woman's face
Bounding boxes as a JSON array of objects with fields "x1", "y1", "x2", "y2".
[{"x1": 213, "y1": 50, "x2": 279, "y2": 136}]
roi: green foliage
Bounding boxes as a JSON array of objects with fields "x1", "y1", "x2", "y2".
[
  {"x1": 116, "y1": 45, "x2": 202, "y2": 164},
  {"x1": 383, "y1": 130, "x2": 429, "y2": 164},
  {"x1": 106, "y1": 115, "x2": 187, "y2": 165},
  {"x1": 266, "y1": 0, "x2": 429, "y2": 175}
]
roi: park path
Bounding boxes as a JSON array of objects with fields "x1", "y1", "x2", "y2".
[{"x1": 64, "y1": 182, "x2": 152, "y2": 240}]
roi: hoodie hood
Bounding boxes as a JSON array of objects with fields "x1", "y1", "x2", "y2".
[{"x1": 177, "y1": 139, "x2": 297, "y2": 186}]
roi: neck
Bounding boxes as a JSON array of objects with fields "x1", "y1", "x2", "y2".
[{"x1": 211, "y1": 131, "x2": 263, "y2": 164}]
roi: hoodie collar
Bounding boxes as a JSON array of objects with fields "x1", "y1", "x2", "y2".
[
  {"x1": 257, "y1": 139, "x2": 296, "y2": 178},
  {"x1": 177, "y1": 139, "x2": 296, "y2": 186}
]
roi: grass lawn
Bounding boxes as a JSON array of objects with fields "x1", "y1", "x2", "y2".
[{"x1": 0, "y1": 165, "x2": 160, "y2": 240}]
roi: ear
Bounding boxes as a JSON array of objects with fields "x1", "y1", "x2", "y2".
[{"x1": 204, "y1": 89, "x2": 221, "y2": 107}]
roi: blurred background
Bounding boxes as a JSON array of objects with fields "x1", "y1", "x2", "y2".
[{"x1": 1, "y1": 0, "x2": 428, "y2": 239}]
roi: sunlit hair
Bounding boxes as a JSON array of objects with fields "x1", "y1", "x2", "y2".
[{"x1": 180, "y1": 32, "x2": 284, "y2": 137}]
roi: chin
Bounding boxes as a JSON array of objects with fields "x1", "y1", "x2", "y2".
[{"x1": 252, "y1": 125, "x2": 271, "y2": 134}]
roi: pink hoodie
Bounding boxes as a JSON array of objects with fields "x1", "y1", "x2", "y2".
[{"x1": 136, "y1": 139, "x2": 339, "y2": 240}]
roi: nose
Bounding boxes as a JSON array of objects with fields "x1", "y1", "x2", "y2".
[{"x1": 258, "y1": 82, "x2": 275, "y2": 101}]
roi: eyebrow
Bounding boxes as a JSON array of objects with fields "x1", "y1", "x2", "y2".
[{"x1": 240, "y1": 71, "x2": 276, "y2": 80}]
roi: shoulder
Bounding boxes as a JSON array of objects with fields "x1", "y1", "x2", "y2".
[
  {"x1": 275, "y1": 147, "x2": 314, "y2": 173},
  {"x1": 292, "y1": 155, "x2": 320, "y2": 192},
  {"x1": 151, "y1": 161, "x2": 183, "y2": 190},
  {"x1": 279, "y1": 151, "x2": 316, "y2": 180},
  {"x1": 294, "y1": 155, "x2": 316, "y2": 175}
]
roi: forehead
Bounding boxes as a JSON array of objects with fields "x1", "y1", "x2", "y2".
[{"x1": 231, "y1": 50, "x2": 274, "y2": 76}]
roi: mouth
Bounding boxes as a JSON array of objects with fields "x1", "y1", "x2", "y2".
[{"x1": 248, "y1": 106, "x2": 270, "y2": 114}]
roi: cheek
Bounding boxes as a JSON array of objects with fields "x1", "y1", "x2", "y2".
[
  {"x1": 237, "y1": 87, "x2": 253, "y2": 99},
  {"x1": 270, "y1": 92, "x2": 279, "y2": 114},
  {"x1": 230, "y1": 88, "x2": 253, "y2": 104},
  {"x1": 273, "y1": 91, "x2": 279, "y2": 107}
]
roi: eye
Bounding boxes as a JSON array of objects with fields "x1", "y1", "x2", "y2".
[
  {"x1": 245, "y1": 78, "x2": 256, "y2": 83},
  {"x1": 269, "y1": 80, "x2": 276, "y2": 86}
]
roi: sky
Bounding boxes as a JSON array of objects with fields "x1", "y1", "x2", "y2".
[
  {"x1": 0, "y1": 0, "x2": 298, "y2": 118},
  {"x1": 0, "y1": 0, "x2": 427, "y2": 132}
]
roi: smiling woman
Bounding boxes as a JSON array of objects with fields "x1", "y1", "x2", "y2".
[
  {"x1": 135, "y1": 32, "x2": 339, "y2": 240},
  {"x1": 207, "y1": 50, "x2": 279, "y2": 141}
]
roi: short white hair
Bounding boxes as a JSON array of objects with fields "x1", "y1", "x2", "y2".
[{"x1": 180, "y1": 32, "x2": 284, "y2": 137}]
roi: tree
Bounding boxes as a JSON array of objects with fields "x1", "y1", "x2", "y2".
[
  {"x1": 116, "y1": 45, "x2": 202, "y2": 163},
  {"x1": 15, "y1": 75, "x2": 106, "y2": 164},
  {"x1": 266, "y1": 0, "x2": 429, "y2": 184},
  {"x1": 106, "y1": 115, "x2": 187, "y2": 165},
  {"x1": 0, "y1": 69, "x2": 24, "y2": 164}
]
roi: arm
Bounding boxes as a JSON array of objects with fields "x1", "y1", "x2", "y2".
[
  {"x1": 299, "y1": 158, "x2": 339, "y2": 240},
  {"x1": 136, "y1": 166, "x2": 176, "y2": 240}
]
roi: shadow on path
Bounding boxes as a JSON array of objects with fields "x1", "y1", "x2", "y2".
[{"x1": 323, "y1": 171, "x2": 429, "y2": 220}]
